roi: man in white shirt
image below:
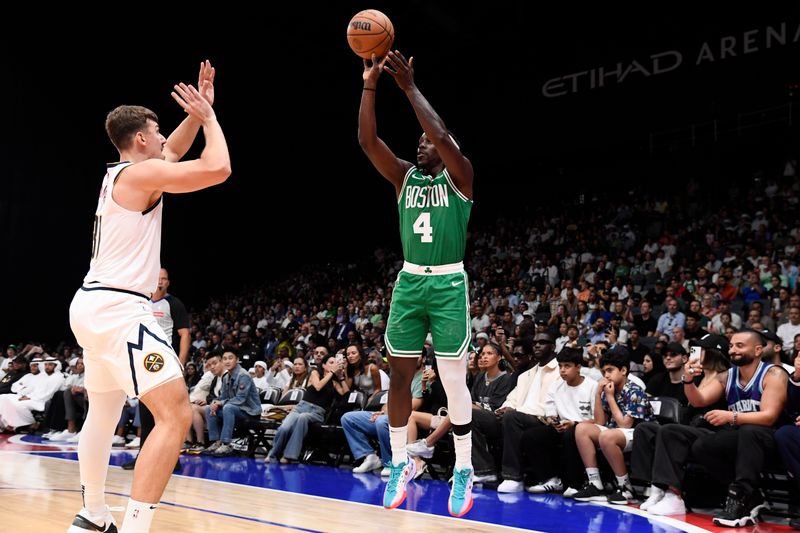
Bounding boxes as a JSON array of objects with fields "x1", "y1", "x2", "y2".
[
  {"x1": 472, "y1": 333, "x2": 560, "y2": 493},
  {"x1": 524, "y1": 347, "x2": 598, "y2": 494},
  {"x1": 777, "y1": 306, "x2": 800, "y2": 352},
  {"x1": 0, "y1": 357, "x2": 64, "y2": 430}
]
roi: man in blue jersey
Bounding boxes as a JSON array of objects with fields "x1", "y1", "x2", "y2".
[{"x1": 641, "y1": 330, "x2": 787, "y2": 527}]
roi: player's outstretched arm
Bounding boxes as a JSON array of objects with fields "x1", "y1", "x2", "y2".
[
  {"x1": 385, "y1": 51, "x2": 473, "y2": 198},
  {"x1": 358, "y1": 53, "x2": 412, "y2": 197},
  {"x1": 127, "y1": 83, "x2": 231, "y2": 194},
  {"x1": 163, "y1": 60, "x2": 216, "y2": 163}
]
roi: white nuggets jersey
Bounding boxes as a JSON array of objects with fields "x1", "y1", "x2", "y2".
[{"x1": 83, "y1": 162, "x2": 162, "y2": 296}]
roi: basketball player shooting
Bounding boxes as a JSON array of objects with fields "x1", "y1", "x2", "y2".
[
  {"x1": 67, "y1": 60, "x2": 231, "y2": 533},
  {"x1": 358, "y1": 50, "x2": 476, "y2": 517}
]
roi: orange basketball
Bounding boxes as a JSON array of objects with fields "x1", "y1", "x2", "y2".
[{"x1": 347, "y1": 9, "x2": 394, "y2": 59}]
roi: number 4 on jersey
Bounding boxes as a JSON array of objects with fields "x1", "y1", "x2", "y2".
[{"x1": 413, "y1": 212, "x2": 433, "y2": 243}]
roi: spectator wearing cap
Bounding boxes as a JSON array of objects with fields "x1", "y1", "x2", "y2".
[
  {"x1": 758, "y1": 329, "x2": 793, "y2": 374},
  {"x1": 638, "y1": 331, "x2": 785, "y2": 524},
  {"x1": 777, "y1": 306, "x2": 800, "y2": 352},
  {"x1": 0, "y1": 356, "x2": 27, "y2": 395},
  {"x1": 656, "y1": 298, "x2": 686, "y2": 339},
  {"x1": 632, "y1": 335, "x2": 731, "y2": 513},
  {"x1": 608, "y1": 314, "x2": 628, "y2": 345},
  {"x1": 645, "y1": 343, "x2": 689, "y2": 404}
]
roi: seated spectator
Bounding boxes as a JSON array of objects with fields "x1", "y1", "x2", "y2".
[
  {"x1": 524, "y1": 347, "x2": 598, "y2": 494},
  {"x1": 633, "y1": 334, "x2": 730, "y2": 514},
  {"x1": 642, "y1": 345, "x2": 667, "y2": 387},
  {"x1": 110, "y1": 397, "x2": 141, "y2": 447},
  {"x1": 639, "y1": 330, "x2": 786, "y2": 527},
  {"x1": 284, "y1": 357, "x2": 310, "y2": 393},
  {"x1": 471, "y1": 332, "x2": 559, "y2": 492},
  {"x1": 345, "y1": 353, "x2": 424, "y2": 475},
  {"x1": 345, "y1": 344, "x2": 382, "y2": 399},
  {"x1": 184, "y1": 362, "x2": 201, "y2": 391},
  {"x1": 186, "y1": 352, "x2": 224, "y2": 453},
  {"x1": 572, "y1": 349, "x2": 654, "y2": 504},
  {"x1": 646, "y1": 343, "x2": 688, "y2": 403},
  {"x1": 250, "y1": 360, "x2": 268, "y2": 392},
  {"x1": 267, "y1": 353, "x2": 349, "y2": 464},
  {"x1": 204, "y1": 351, "x2": 262, "y2": 457},
  {"x1": 266, "y1": 357, "x2": 292, "y2": 390},
  {"x1": 0, "y1": 357, "x2": 64, "y2": 431},
  {"x1": 41, "y1": 357, "x2": 85, "y2": 440},
  {"x1": 0, "y1": 356, "x2": 29, "y2": 395}
]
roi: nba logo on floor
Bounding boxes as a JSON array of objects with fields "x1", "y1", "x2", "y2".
[{"x1": 143, "y1": 353, "x2": 165, "y2": 372}]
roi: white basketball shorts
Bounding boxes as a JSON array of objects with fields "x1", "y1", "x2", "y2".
[{"x1": 69, "y1": 285, "x2": 183, "y2": 398}]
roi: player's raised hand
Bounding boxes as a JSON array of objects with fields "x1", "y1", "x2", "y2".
[
  {"x1": 384, "y1": 50, "x2": 415, "y2": 91},
  {"x1": 198, "y1": 60, "x2": 216, "y2": 105},
  {"x1": 363, "y1": 53, "x2": 386, "y2": 88},
  {"x1": 171, "y1": 83, "x2": 216, "y2": 124}
]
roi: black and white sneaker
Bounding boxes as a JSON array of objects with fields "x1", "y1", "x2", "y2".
[
  {"x1": 572, "y1": 482, "x2": 608, "y2": 502},
  {"x1": 712, "y1": 487, "x2": 766, "y2": 528},
  {"x1": 607, "y1": 484, "x2": 638, "y2": 505},
  {"x1": 67, "y1": 507, "x2": 117, "y2": 532}
]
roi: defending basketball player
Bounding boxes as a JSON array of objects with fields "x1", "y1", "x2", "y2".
[
  {"x1": 67, "y1": 60, "x2": 231, "y2": 533},
  {"x1": 358, "y1": 50, "x2": 475, "y2": 517}
]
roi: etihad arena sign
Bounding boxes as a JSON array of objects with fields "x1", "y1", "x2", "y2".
[{"x1": 542, "y1": 21, "x2": 800, "y2": 98}]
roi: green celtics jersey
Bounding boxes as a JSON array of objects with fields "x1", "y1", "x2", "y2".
[{"x1": 397, "y1": 166, "x2": 472, "y2": 265}]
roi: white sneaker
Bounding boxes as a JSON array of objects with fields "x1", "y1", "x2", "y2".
[
  {"x1": 111, "y1": 435, "x2": 126, "y2": 446},
  {"x1": 527, "y1": 476, "x2": 564, "y2": 493},
  {"x1": 125, "y1": 437, "x2": 141, "y2": 449},
  {"x1": 406, "y1": 438, "x2": 435, "y2": 459},
  {"x1": 380, "y1": 467, "x2": 391, "y2": 478},
  {"x1": 353, "y1": 453, "x2": 382, "y2": 473},
  {"x1": 563, "y1": 486, "x2": 580, "y2": 498},
  {"x1": 473, "y1": 473, "x2": 497, "y2": 484},
  {"x1": 65, "y1": 432, "x2": 81, "y2": 443},
  {"x1": 51, "y1": 430, "x2": 78, "y2": 441},
  {"x1": 640, "y1": 486, "x2": 665, "y2": 511},
  {"x1": 648, "y1": 491, "x2": 686, "y2": 516},
  {"x1": 497, "y1": 479, "x2": 524, "y2": 493},
  {"x1": 67, "y1": 505, "x2": 116, "y2": 532},
  {"x1": 41, "y1": 430, "x2": 59, "y2": 439}
]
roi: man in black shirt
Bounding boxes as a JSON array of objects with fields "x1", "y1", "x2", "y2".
[
  {"x1": 645, "y1": 343, "x2": 689, "y2": 405},
  {"x1": 632, "y1": 300, "x2": 657, "y2": 337}
]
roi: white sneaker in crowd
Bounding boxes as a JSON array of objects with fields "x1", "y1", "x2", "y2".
[
  {"x1": 640, "y1": 485, "x2": 665, "y2": 511},
  {"x1": 648, "y1": 491, "x2": 686, "y2": 516},
  {"x1": 125, "y1": 437, "x2": 141, "y2": 449},
  {"x1": 527, "y1": 476, "x2": 564, "y2": 493},
  {"x1": 353, "y1": 453, "x2": 383, "y2": 474}
]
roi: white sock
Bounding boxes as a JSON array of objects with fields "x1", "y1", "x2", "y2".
[
  {"x1": 615, "y1": 474, "x2": 630, "y2": 489},
  {"x1": 389, "y1": 425, "x2": 408, "y2": 466},
  {"x1": 120, "y1": 498, "x2": 157, "y2": 533},
  {"x1": 586, "y1": 467, "x2": 602, "y2": 490},
  {"x1": 79, "y1": 390, "x2": 127, "y2": 515},
  {"x1": 453, "y1": 431, "x2": 472, "y2": 470}
]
